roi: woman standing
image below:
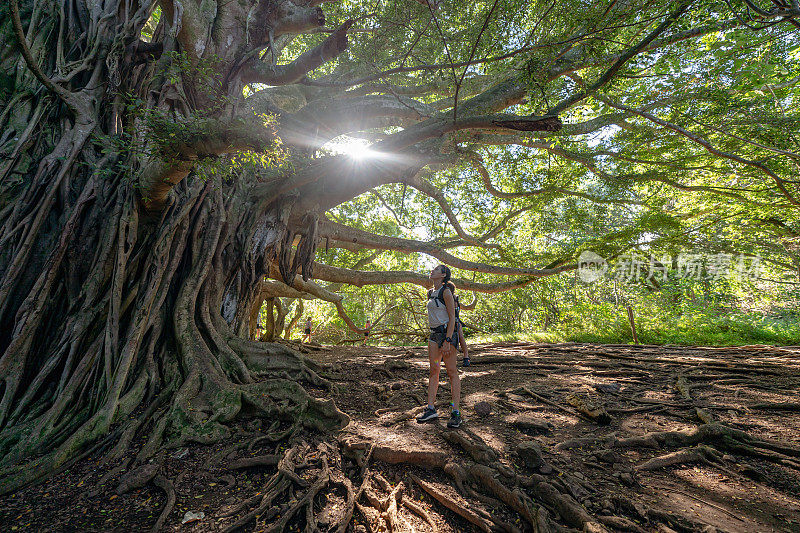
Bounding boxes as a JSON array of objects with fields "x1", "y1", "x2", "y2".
[
  {"x1": 416, "y1": 265, "x2": 462, "y2": 428},
  {"x1": 362, "y1": 319, "x2": 371, "y2": 346},
  {"x1": 302, "y1": 317, "x2": 313, "y2": 344}
]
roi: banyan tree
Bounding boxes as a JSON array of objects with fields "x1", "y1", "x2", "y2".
[{"x1": 1, "y1": 0, "x2": 798, "y2": 520}]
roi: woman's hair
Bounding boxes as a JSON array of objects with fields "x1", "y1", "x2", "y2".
[
  {"x1": 447, "y1": 281, "x2": 456, "y2": 293},
  {"x1": 436, "y1": 264, "x2": 452, "y2": 286}
]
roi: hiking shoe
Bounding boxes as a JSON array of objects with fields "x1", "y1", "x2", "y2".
[
  {"x1": 447, "y1": 410, "x2": 463, "y2": 428},
  {"x1": 416, "y1": 406, "x2": 439, "y2": 423},
  {"x1": 462, "y1": 357, "x2": 471, "y2": 367}
]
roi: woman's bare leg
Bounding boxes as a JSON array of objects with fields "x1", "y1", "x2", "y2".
[
  {"x1": 442, "y1": 348, "x2": 460, "y2": 411},
  {"x1": 426, "y1": 340, "x2": 441, "y2": 407}
]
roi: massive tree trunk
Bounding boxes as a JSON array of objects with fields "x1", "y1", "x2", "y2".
[{"x1": 0, "y1": 0, "x2": 355, "y2": 494}]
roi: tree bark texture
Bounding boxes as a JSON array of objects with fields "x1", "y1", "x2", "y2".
[{"x1": 0, "y1": 0, "x2": 356, "y2": 493}]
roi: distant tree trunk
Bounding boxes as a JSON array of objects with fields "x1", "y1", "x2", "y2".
[{"x1": 284, "y1": 299, "x2": 304, "y2": 340}]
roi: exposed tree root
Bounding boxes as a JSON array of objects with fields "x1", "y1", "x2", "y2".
[
  {"x1": 150, "y1": 474, "x2": 176, "y2": 533},
  {"x1": 401, "y1": 493, "x2": 439, "y2": 533},
  {"x1": 227, "y1": 454, "x2": 281, "y2": 469},
  {"x1": 596, "y1": 515, "x2": 648, "y2": 533},
  {"x1": 412, "y1": 475, "x2": 493, "y2": 533},
  {"x1": 610, "y1": 422, "x2": 800, "y2": 461},
  {"x1": 635, "y1": 445, "x2": 722, "y2": 471},
  {"x1": 564, "y1": 393, "x2": 612, "y2": 425},
  {"x1": 749, "y1": 402, "x2": 800, "y2": 411}
]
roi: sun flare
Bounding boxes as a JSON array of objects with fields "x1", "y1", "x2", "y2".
[{"x1": 327, "y1": 137, "x2": 376, "y2": 160}]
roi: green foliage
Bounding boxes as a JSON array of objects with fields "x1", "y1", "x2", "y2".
[
  {"x1": 257, "y1": 0, "x2": 800, "y2": 347},
  {"x1": 139, "y1": 6, "x2": 161, "y2": 43}
]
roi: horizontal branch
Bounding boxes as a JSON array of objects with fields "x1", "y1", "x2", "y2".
[
  {"x1": 318, "y1": 220, "x2": 575, "y2": 277},
  {"x1": 312, "y1": 263, "x2": 575, "y2": 294},
  {"x1": 276, "y1": 95, "x2": 435, "y2": 149},
  {"x1": 375, "y1": 113, "x2": 561, "y2": 152},
  {"x1": 463, "y1": 151, "x2": 644, "y2": 206},
  {"x1": 249, "y1": 3, "x2": 326, "y2": 45},
  {"x1": 265, "y1": 266, "x2": 364, "y2": 333}
]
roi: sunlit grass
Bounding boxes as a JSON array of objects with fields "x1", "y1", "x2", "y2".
[{"x1": 468, "y1": 332, "x2": 564, "y2": 344}]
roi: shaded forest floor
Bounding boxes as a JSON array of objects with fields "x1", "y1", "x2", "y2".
[{"x1": 2, "y1": 341, "x2": 800, "y2": 532}]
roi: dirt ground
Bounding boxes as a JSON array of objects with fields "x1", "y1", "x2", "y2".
[{"x1": 1, "y1": 341, "x2": 799, "y2": 532}]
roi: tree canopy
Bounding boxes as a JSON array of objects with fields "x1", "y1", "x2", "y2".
[{"x1": 248, "y1": 0, "x2": 800, "y2": 337}]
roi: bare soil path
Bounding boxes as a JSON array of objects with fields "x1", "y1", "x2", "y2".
[{"x1": 1, "y1": 342, "x2": 799, "y2": 532}]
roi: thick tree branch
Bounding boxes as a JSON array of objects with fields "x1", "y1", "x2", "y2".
[
  {"x1": 248, "y1": 1, "x2": 326, "y2": 46},
  {"x1": 463, "y1": 151, "x2": 644, "y2": 206},
  {"x1": 139, "y1": 115, "x2": 278, "y2": 211},
  {"x1": 317, "y1": 220, "x2": 574, "y2": 277},
  {"x1": 276, "y1": 95, "x2": 435, "y2": 149},
  {"x1": 375, "y1": 113, "x2": 561, "y2": 152},
  {"x1": 311, "y1": 264, "x2": 572, "y2": 293},
  {"x1": 241, "y1": 20, "x2": 351, "y2": 85},
  {"x1": 265, "y1": 266, "x2": 364, "y2": 332},
  {"x1": 403, "y1": 174, "x2": 495, "y2": 249}
]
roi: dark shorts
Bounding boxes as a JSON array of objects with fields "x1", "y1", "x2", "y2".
[
  {"x1": 429, "y1": 325, "x2": 458, "y2": 349},
  {"x1": 304, "y1": 328, "x2": 311, "y2": 334},
  {"x1": 364, "y1": 330, "x2": 370, "y2": 337}
]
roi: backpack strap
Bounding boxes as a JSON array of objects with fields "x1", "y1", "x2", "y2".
[{"x1": 435, "y1": 285, "x2": 453, "y2": 307}]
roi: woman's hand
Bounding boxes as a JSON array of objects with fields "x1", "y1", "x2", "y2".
[{"x1": 441, "y1": 341, "x2": 452, "y2": 357}]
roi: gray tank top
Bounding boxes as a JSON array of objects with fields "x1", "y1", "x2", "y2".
[{"x1": 427, "y1": 287, "x2": 451, "y2": 328}]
